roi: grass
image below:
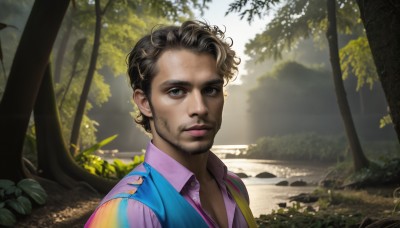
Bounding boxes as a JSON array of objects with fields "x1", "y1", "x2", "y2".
[{"x1": 256, "y1": 187, "x2": 399, "y2": 227}]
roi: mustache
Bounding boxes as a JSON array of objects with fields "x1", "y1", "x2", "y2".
[{"x1": 178, "y1": 120, "x2": 216, "y2": 131}]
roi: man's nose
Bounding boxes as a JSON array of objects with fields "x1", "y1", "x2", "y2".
[{"x1": 188, "y1": 91, "x2": 208, "y2": 117}]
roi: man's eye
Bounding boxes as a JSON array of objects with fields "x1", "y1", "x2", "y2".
[
  {"x1": 168, "y1": 88, "x2": 185, "y2": 97},
  {"x1": 203, "y1": 87, "x2": 220, "y2": 96}
]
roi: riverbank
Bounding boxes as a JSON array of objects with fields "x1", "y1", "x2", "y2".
[
  {"x1": 15, "y1": 183, "x2": 399, "y2": 227},
  {"x1": 14, "y1": 158, "x2": 399, "y2": 227}
]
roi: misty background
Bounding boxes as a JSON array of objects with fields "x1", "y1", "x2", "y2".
[
  {"x1": 91, "y1": 36, "x2": 396, "y2": 152},
  {"x1": 1, "y1": 1, "x2": 396, "y2": 153}
]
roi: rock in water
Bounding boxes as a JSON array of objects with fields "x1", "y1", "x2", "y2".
[
  {"x1": 290, "y1": 180, "x2": 307, "y2": 186},
  {"x1": 275, "y1": 180, "x2": 289, "y2": 186},
  {"x1": 255, "y1": 172, "x2": 277, "y2": 178}
]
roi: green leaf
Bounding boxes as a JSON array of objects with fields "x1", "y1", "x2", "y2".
[
  {"x1": 80, "y1": 134, "x2": 118, "y2": 156},
  {"x1": 17, "y1": 179, "x2": 47, "y2": 205},
  {"x1": 113, "y1": 159, "x2": 125, "y2": 170},
  {"x1": 0, "y1": 208, "x2": 16, "y2": 227},
  {"x1": 17, "y1": 196, "x2": 32, "y2": 214},
  {"x1": 83, "y1": 164, "x2": 97, "y2": 174},
  {"x1": 14, "y1": 188, "x2": 22, "y2": 197},
  {"x1": 5, "y1": 186, "x2": 17, "y2": 195},
  {"x1": 0, "y1": 180, "x2": 15, "y2": 189},
  {"x1": 6, "y1": 197, "x2": 31, "y2": 215}
]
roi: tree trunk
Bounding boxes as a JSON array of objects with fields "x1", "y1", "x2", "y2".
[
  {"x1": 69, "y1": 0, "x2": 103, "y2": 154},
  {"x1": 326, "y1": 0, "x2": 369, "y2": 171},
  {"x1": 34, "y1": 64, "x2": 78, "y2": 188},
  {"x1": 357, "y1": 0, "x2": 400, "y2": 143},
  {"x1": 35, "y1": 64, "x2": 117, "y2": 193},
  {"x1": 0, "y1": 0, "x2": 70, "y2": 181}
]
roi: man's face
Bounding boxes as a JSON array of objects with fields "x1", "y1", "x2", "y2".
[{"x1": 140, "y1": 49, "x2": 224, "y2": 155}]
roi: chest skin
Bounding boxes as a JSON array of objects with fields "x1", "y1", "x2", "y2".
[{"x1": 199, "y1": 177, "x2": 228, "y2": 228}]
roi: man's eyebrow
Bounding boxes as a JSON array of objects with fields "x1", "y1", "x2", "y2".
[
  {"x1": 160, "y1": 80, "x2": 191, "y2": 88},
  {"x1": 204, "y1": 78, "x2": 224, "y2": 86},
  {"x1": 160, "y1": 78, "x2": 224, "y2": 87}
]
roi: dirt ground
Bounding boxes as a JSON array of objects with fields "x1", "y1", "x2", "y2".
[
  {"x1": 14, "y1": 183, "x2": 399, "y2": 227},
  {"x1": 15, "y1": 183, "x2": 102, "y2": 228}
]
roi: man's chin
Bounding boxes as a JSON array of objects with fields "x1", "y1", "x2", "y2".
[{"x1": 179, "y1": 141, "x2": 214, "y2": 155}]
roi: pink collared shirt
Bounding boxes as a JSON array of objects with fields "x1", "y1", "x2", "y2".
[{"x1": 85, "y1": 142, "x2": 249, "y2": 227}]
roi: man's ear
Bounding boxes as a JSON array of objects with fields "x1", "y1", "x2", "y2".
[{"x1": 133, "y1": 89, "x2": 152, "y2": 118}]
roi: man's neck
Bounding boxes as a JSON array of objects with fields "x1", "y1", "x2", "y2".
[
  {"x1": 151, "y1": 141, "x2": 211, "y2": 181},
  {"x1": 179, "y1": 152, "x2": 211, "y2": 182}
]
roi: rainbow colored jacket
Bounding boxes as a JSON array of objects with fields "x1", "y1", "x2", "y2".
[{"x1": 86, "y1": 162, "x2": 256, "y2": 227}]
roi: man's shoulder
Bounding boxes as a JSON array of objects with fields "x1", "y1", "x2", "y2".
[
  {"x1": 100, "y1": 163, "x2": 147, "y2": 204},
  {"x1": 86, "y1": 194, "x2": 160, "y2": 227}
]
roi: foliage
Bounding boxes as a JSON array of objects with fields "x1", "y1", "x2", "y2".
[
  {"x1": 0, "y1": 179, "x2": 47, "y2": 227},
  {"x1": 340, "y1": 36, "x2": 378, "y2": 91},
  {"x1": 227, "y1": 0, "x2": 362, "y2": 61},
  {"x1": 246, "y1": 133, "x2": 347, "y2": 162},
  {"x1": 74, "y1": 135, "x2": 144, "y2": 179},
  {"x1": 380, "y1": 114, "x2": 393, "y2": 129},
  {"x1": 349, "y1": 158, "x2": 400, "y2": 187},
  {"x1": 319, "y1": 143, "x2": 400, "y2": 189},
  {"x1": 256, "y1": 201, "x2": 363, "y2": 227},
  {"x1": 257, "y1": 186, "x2": 400, "y2": 227},
  {"x1": 112, "y1": 156, "x2": 144, "y2": 179},
  {"x1": 226, "y1": 0, "x2": 280, "y2": 23},
  {"x1": 361, "y1": 140, "x2": 400, "y2": 160}
]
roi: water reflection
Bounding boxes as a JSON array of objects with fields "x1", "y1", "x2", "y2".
[
  {"x1": 222, "y1": 158, "x2": 330, "y2": 184},
  {"x1": 222, "y1": 158, "x2": 332, "y2": 216}
]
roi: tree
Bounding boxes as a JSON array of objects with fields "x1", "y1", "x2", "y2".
[
  {"x1": 326, "y1": 0, "x2": 368, "y2": 170},
  {"x1": 0, "y1": 0, "x2": 70, "y2": 181},
  {"x1": 69, "y1": 0, "x2": 112, "y2": 155},
  {"x1": 356, "y1": 0, "x2": 400, "y2": 143},
  {"x1": 34, "y1": 63, "x2": 117, "y2": 192},
  {"x1": 227, "y1": 0, "x2": 369, "y2": 171}
]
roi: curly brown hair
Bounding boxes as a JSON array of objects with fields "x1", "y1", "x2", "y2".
[{"x1": 127, "y1": 20, "x2": 240, "y2": 132}]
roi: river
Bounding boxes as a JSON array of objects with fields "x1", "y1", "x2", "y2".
[
  {"x1": 102, "y1": 152, "x2": 332, "y2": 217},
  {"x1": 222, "y1": 159, "x2": 331, "y2": 217}
]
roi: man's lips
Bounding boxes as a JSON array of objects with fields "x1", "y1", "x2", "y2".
[{"x1": 184, "y1": 125, "x2": 212, "y2": 137}]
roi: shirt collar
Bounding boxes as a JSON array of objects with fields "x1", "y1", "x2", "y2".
[{"x1": 144, "y1": 142, "x2": 228, "y2": 192}]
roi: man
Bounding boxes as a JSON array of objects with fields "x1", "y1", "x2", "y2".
[{"x1": 85, "y1": 20, "x2": 256, "y2": 228}]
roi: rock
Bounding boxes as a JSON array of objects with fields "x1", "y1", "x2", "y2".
[
  {"x1": 275, "y1": 180, "x2": 289, "y2": 186},
  {"x1": 289, "y1": 193, "x2": 319, "y2": 203},
  {"x1": 255, "y1": 172, "x2": 277, "y2": 178},
  {"x1": 277, "y1": 202, "x2": 287, "y2": 208},
  {"x1": 290, "y1": 180, "x2": 307, "y2": 186},
  {"x1": 235, "y1": 172, "x2": 249, "y2": 178}
]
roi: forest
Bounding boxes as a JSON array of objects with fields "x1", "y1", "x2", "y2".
[{"x1": 0, "y1": 0, "x2": 400, "y2": 227}]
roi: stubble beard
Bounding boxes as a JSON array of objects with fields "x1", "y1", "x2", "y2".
[{"x1": 152, "y1": 115, "x2": 216, "y2": 156}]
